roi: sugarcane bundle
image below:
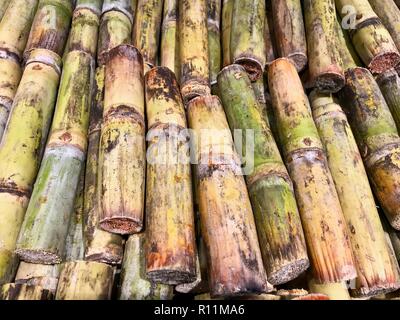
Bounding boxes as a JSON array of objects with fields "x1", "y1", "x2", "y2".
[
  {"x1": 270, "y1": 0, "x2": 307, "y2": 72},
  {"x1": 0, "y1": 0, "x2": 9, "y2": 20},
  {"x1": 0, "y1": 283, "x2": 53, "y2": 300},
  {"x1": 144, "y1": 67, "x2": 197, "y2": 285},
  {"x1": 304, "y1": 0, "x2": 345, "y2": 93},
  {"x1": 16, "y1": 0, "x2": 99, "y2": 262},
  {"x1": 55, "y1": 261, "x2": 114, "y2": 300},
  {"x1": 160, "y1": 0, "x2": 179, "y2": 77},
  {"x1": 369, "y1": 0, "x2": 400, "y2": 52},
  {"x1": 179, "y1": 0, "x2": 210, "y2": 103},
  {"x1": 102, "y1": 0, "x2": 133, "y2": 21},
  {"x1": 0, "y1": 0, "x2": 38, "y2": 140},
  {"x1": 221, "y1": 0, "x2": 232, "y2": 67},
  {"x1": 133, "y1": 0, "x2": 163, "y2": 73},
  {"x1": 230, "y1": 0, "x2": 265, "y2": 81},
  {"x1": 207, "y1": 0, "x2": 221, "y2": 89},
  {"x1": 83, "y1": 66, "x2": 123, "y2": 264},
  {"x1": 0, "y1": 49, "x2": 65, "y2": 283},
  {"x1": 24, "y1": 0, "x2": 73, "y2": 62},
  {"x1": 308, "y1": 278, "x2": 350, "y2": 300},
  {"x1": 268, "y1": 58, "x2": 356, "y2": 284},
  {"x1": 335, "y1": 14, "x2": 361, "y2": 72},
  {"x1": 187, "y1": 95, "x2": 271, "y2": 297},
  {"x1": 14, "y1": 262, "x2": 60, "y2": 294},
  {"x1": 217, "y1": 64, "x2": 309, "y2": 285},
  {"x1": 336, "y1": 0, "x2": 400, "y2": 74},
  {"x1": 99, "y1": 44, "x2": 145, "y2": 235},
  {"x1": 310, "y1": 91, "x2": 400, "y2": 297},
  {"x1": 97, "y1": 0, "x2": 133, "y2": 65},
  {"x1": 118, "y1": 234, "x2": 173, "y2": 300},
  {"x1": 340, "y1": 67, "x2": 400, "y2": 230},
  {"x1": 376, "y1": 69, "x2": 400, "y2": 132}
]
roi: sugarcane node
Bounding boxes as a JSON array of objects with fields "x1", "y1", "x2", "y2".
[
  {"x1": 101, "y1": 0, "x2": 134, "y2": 22},
  {"x1": 180, "y1": 79, "x2": 211, "y2": 104},
  {"x1": 105, "y1": 43, "x2": 142, "y2": 66},
  {"x1": 74, "y1": 1, "x2": 102, "y2": 17},
  {"x1": 145, "y1": 66, "x2": 181, "y2": 103},
  {"x1": 102, "y1": 104, "x2": 145, "y2": 128},
  {"x1": 24, "y1": 48, "x2": 62, "y2": 75},
  {"x1": 0, "y1": 48, "x2": 20, "y2": 64}
]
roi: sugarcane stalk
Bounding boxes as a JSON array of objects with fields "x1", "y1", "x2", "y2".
[
  {"x1": 0, "y1": 0, "x2": 9, "y2": 21},
  {"x1": 179, "y1": 0, "x2": 210, "y2": 103},
  {"x1": 217, "y1": 64, "x2": 309, "y2": 285},
  {"x1": 376, "y1": 69, "x2": 400, "y2": 133},
  {"x1": 271, "y1": 0, "x2": 307, "y2": 72},
  {"x1": 55, "y1": 261, "x2": 114, "y2": 300},
  {"x1": 133, "y1": 0, "x2": 163, "y2": 70},
  {"x1": 207, "y1": 0, "x2": 221, "y2": 89},
  {"x1": 15, "y1": 262, "x2": 60, "y2": 294},
  {"x1": 16, "y1": 51, "x2": 94, "y2": 264},
  {"x1": 335, "y1": 13, "x2": 361, "y2": 71},
  {"x1": 99, "y1": 45, "x2": 145, "y2": 235},
  {"x1": 268, "y1": 58, "x2": 356, "y2": 284},
  {"x1": 64, "y1": 169, "x2": 85, "y2": 262},
  {"x1": 351, "y1": 21, "x2": 400, "y2": 74},
  {"x1": 311, "y1": 91, "x2": 400, "y2": 297},
  {"x1": 230, "y1": 0, "x2": 265, "y2": 81},
  {"x1": 144, "y1": 67, "x2": 197, "y2": 285},
  {"x1": 97, "y1": 10, "x2": 132, "y2": 65},
  {"x1": 368, "y1": 0, "x2": 400, "y2": 53},
  {"x1": 187, "y1": 95, "x2": 271, "y2": 297},
  {"x1": 102, "y1": 0, "x2": 133, "y2": 22},
  {"x1": 160, "y1": 0, "x2": 179, "y2": 77},
  {"x1": 264, "y1": 3, "x2": 276, "y2": 66},
  {"x1": 24, "y1": 0, "x2": 73, "y2": 62},
  {"x1": 340, "y1": 67, "x2": 400, "y2": 230},
  {"x1": 63, "y1": 0, "x2": 101, "y2": 58},
  {"x1": 0, "y1": 50, "x2": 62, "y2": 284},
  {"x1": 0, "y1": 283, "x2": 52, "y2": 300},
  {"x1": 118, "y1": 234, "x2": 173, "y2": 300},
  {"x1": 83, "y1": 66, "x2": 123, "y2": 264},
  {"x1": 221, "y1": 0, "x2": 232, "y2": 67},
  {"x1": 304, "y1": 0, "x2": 345, "y2": 93},
  {"x1": 0, "y1": 0, "x2": 38, "y2": 61},
  {"x1": 308, "y1": 278, "x2": 350, "y2": 300}
]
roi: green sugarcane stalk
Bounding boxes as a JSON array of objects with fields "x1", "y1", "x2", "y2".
[
  {"x1": 83, "y1": 66, "x2": 123, "y2": 264},
  {"x1": 230, "y1": 0, "x2": 265, "y2": 81},
  {"x1": 118, "y1": 234, "x2": 173, "y2": 300},
  {"x1": 16, "y1": 51, "x2": 94, "y2": 264},
  {"x1": 218, "y1": 64, "x2": 309, "y2": 285},
  {"x1": 160, "y1": 0, "x2": 179, "y2": 77},
  {"x1": 376, "y1": 69, "x2": 400, "y2": 133}
]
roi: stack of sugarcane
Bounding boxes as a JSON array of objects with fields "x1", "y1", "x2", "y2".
[{"x1": 4, "y1": 0, "x2": 400, "y2": 301}]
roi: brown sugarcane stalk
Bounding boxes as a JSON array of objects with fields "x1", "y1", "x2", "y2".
[
  {"x1": 0, "y1": 283, "x2": 53, "y2": 300},
  {"x1": 340, "y1": 67, "x2": 400, "y2": 230},
  {"x1": 271, "y1": 0, "x2": 307, "y2": 72},
  {"x1": 369, "y1": 0, "x2": 400, "y2": 52},
  {"x1": 230, "y1": 0, "x2": 265, "y2": 81},
  {"x1": 15, "y1": 262, "x2": 60, "y2": 294},
  {"x1": 310, "y1": 91, "x2": 400, "y2": 297},
  {"x1": 55, "y1": 261, "x2": 114, "y2": 300},
  {"x1": 218, "y1": 64, "x2": 309, "y2": 285},
  {"x1": 376, "y1": 69, "x2": 400, "y2": 132},
  {"x1": 97, "y1": 10, "x2": 132, "y2": 66},
  {"x1": 118, "y1": 234, "x2": 173, "y2": 300},
  {"x1": 179, "y1": 0, "x2": 210, "y2": 103},
  {"x1": 304, "y1": 0, "x2": 344, "y2": 93},
  {"x1": 144, "y1": 67, "x2": 197, "y2": 285},
  {"x1": 221, "y1": 0, "x2": 232, "y2": 67},
  {"x1": 99, "y1": 44, "x2": 145, "y2": 234},
  {"x1": 160, "y1": 0, "x2": 179, "y2": 77},
  {"x1": 24, "y1": 0, "x2": 73, "y2": 62},
  {"x1": 268, "y1": 58, "x2": 356, "y2": 284},
  {"x1": 133, "y1": 0, "x2": 163, "y2": 71},
  {"x1": 207, "y1": 0, "x2": 221, "y2": 89},
  {"x1": 83, "y1": 66, "x2": 123, "y2": 264},
  {"x1": 187, "y1": 95, "x2": 271, "y2": 297}
]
